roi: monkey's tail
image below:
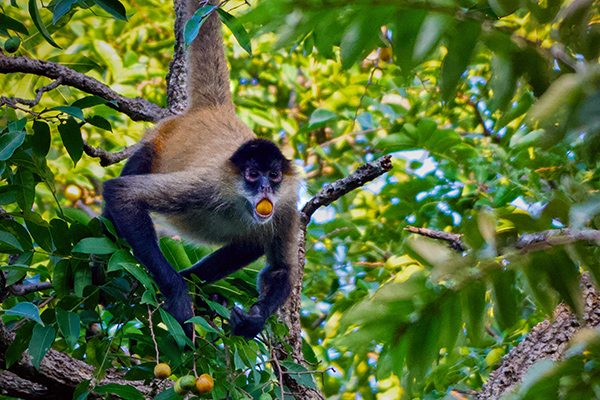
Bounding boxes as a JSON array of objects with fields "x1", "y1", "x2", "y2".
[{"x1": 187, "y1": 0, "x2": 233, "y2": 111}]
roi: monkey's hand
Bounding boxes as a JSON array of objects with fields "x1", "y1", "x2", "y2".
[
  {"x1": 163, "y1": 286, "x2": 195, "y2": 338},
  {"x1": 230, "y1": 305, "x2": 266, "y2": 339}
]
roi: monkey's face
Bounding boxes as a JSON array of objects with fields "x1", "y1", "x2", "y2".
[
  {"x1": 229, "y1": 139, "x2": 292, "y2": 224},
  {"x1": 243, "y1": 165, "x2": 283, "y2": 222}
]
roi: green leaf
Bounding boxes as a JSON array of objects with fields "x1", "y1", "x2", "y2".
[
  {"x1": 6, "y1": 322, "x2": 34, "y2": 368},
  {"x1": 158, "y1": 308, "x2": 191, "y2": 349},
  {"x1": 25, "y1": 217, "x2": 53, "y2": 252},
  {"x1": 58, "y1": 118, "x2": 83, "y2": 166},
  {"x1": 534, "y1": 250, "x2": 583, "y2": 315},
  {"x1": 72, "y1": 237, "x2": 118, "y2": 254},
  {"x1": 440, "y1": 20, "x2": 481, "y2": 101},
  {"x1": 95, "y1": 384, "x2": 143, "y2": 400},
  {"x1": 5, "y1": 302, "x2": 43, "y2": 324},
  {"x1": 0, "y1": 13, "x2": 30, "y2": 35},
  {"x1": 29, "y1": 0, "x2": 61, "y2": 48},
  {"x1": 413, "y1": 13, "x2": 451, "y2": 63},
  {"x1": 48, "y1": 54, "x2": 100, "y2": 73},
  {"x1": 184, "y1": 5, "x2": 216, "y2": 45},
  {"x1": 52, "y1": 0, "x2": 80, "y2": 24},
  {"x1": 280, "y1": 361, "x2": 317, "y2": 389},
  {"x1": 490, "y1": 269, "x2": 520, "y2": 331},
  {"x1": 50, "y1": 218, "x2": 71, "y2": 254},
  {"x1": 0, "y1": 131, "x2": 26, "y2": 161},
  {"x1": 73, "y1": 380, "x2": 91, "y2": 400},
  {"x1": 120, "y1": 262, "x2": 154, "y2": 291},
  {"x1": 406, "y1": 308, "x2": 442, "y2": 380},
  {"x1": 187, "y1": 316, "x2": 222, "y2": 335},
  {"x1": 462, "y1": 281, "x2": 486, "y2": 346},
  {"x1": 153, "y1": 388, "x2": 179, "y2": 400},
  {"x1": 377, "y1": 133, "x2": 415, "y2": 151},
  {"x1": 308, "y1": 109, "x2": 336, "y2": 128},
  {"x1": 14, "y1": 168, "x2": 36, "y2": 214},
  {"x1": 52, "y1": 259, "x2": 72, "y2": 298},
  {"x1": 56, "y1": 308, "x2": 80, "y2": 350},
  {"x1": 29, "y1": 324, "x2": 55, "y2": 369},
  {"x1": 159, "y1": 237, "x2": 192, "y2": 271},
  {"x1": 72, "y1": 96, "x2": 110, "y2": 109},
  {"x1": 217, "y1": 8, "x2": 252, "y2": 56},
  {"x1": 0, "y1": 230, "x2": 24, "y2": 252},
  {"x1": 32, "y1": 121, "x2": 51, "y2": 157},
  {"x1": 392, "y1": 9, "x2": 427, "y2": 73},
  {"x1": 0, "y1": 219, "x2": 33, "y2": 252},
  {"x1": 93, "y1": 0, "x2": 127, "y2": 21},
  {"x1": 52, "y1": 106, "x2": 85, "y2": 121},
  {"x1": 73, "y1": 260, "x2": 92, "y2": 297},
  {"x1": 85, "y1": 115, "x2": 112, "y2": 131}
]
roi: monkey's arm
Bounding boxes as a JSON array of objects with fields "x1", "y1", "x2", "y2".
[
  {"x1": 103, "y1": 172, "x2": 213, "y2": 334},
  {"x1": 180, "y1": 242, "x2": 264, "y2": 283},
  {"x1": 230, "y1": 213, "x2": 299, "y2": 338}
]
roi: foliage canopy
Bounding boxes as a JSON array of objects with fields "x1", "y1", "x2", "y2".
[{"x1": 1, "y1": 0, "x2": 600, "y2": 399}]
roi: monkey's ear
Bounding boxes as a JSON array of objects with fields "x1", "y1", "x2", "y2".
[{"x1": 227, "y1": 160, "x2": 243, "y2": 175}]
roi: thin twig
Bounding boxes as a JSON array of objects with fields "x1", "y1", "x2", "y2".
[
  {"x1": 83, "y1": 141, "x2": 140, "y2": 167},
  {"x1": 404, "y1": 226, "x2": 465, "y2": 252}
]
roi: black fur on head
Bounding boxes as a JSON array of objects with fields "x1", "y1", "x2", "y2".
[{"x1": 229, "y1": 138, "x2": 291, "y2": 175}]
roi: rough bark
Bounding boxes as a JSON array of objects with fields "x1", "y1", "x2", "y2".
[
  {"x1": 0, "y1": 54, "x2": 170, "y2": 123},
  {"x1": 477, "y1": 274, "x2": 600, "y2": 399},
  {"x1": 0, "y1": 319, "x2": 172, "y2": 400}
]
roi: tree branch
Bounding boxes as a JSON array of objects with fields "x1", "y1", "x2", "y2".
[
  {"x1": 0, "y1": 54, "x2": 171, "y2": 122},
  {"x1": 0, "y1": 319, "x2": 172, "y2": 399},
  {"x1": 276, "y1": 155, "x2": 394, "y2": 400},
  {"x1": 404, "y1": 225, "x2": 465, "y2": 251},
  {"x1": 83, "y1": 141, "x2": 139, "y2": 167},
  {"x1": 477, "y1": 274, "x2": 600, "y2": 400},
  {"x1": 301, "y1": 154, "x2": 393, "y2": 222}
]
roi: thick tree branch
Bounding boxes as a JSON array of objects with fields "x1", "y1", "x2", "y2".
[
  {"x1": 0, "y1": 319, "x2": 172, "y2": 399},
  {"x1": 477, "y1": 274, "x2": 600, "y2": 400},
  {"x1": 0, "y1": 54, "x2": 170, "y2": 122},
  {"x1": 301, "y1": 155, "x2": 393, "y2": 222},
  {"x1": 514, "y1": 228, "x2": 600, "y2": 253},
  {"x1": 277, "y1": 155, "x2": 393, "y2": 400}
]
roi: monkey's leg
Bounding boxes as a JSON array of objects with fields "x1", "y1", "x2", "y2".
[
  {"x1": 103, "y1": 172, "x2": 207, "y2": 336},
  {"x1": 180, "y1": 242, "x2": 264, "y2": 283}
]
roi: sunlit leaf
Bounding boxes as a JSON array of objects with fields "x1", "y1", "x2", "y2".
[
  {"x1": 5, "y1": 302, "x2": 43, "y2": 324},
  {"x1": 29, "y1": 0, "x2": 61, "y2": 48}
]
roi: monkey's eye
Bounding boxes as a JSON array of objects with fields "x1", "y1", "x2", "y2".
[
  {"x1": 269, "y1": 171, "x2": 282, "y2": 182},
  {"x1": 246, "y1": 170, "x2": 260, "y2": 181}
]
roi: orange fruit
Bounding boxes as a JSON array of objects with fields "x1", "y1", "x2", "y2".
[
  {"x1": 256, "y1": 199, "x2": 273, "y2": 216},
  {"x1": 154, "y1": 363, "x2": 171, "y2": 379},
  {"x1": 195, "y1": 373, "x2": 214, "y2": 394}
]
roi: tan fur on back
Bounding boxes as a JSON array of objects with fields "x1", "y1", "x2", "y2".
[{"x1": 146, "y1": 105, "x2": 255, "y2": 173}]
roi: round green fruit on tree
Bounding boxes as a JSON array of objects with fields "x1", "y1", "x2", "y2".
[
  {"x1": 174, "y1": 380, "x2": 186, "y2": 396},
  {"x1": 4, "y1": 36, "x2": 21, "y2": 53},
  {"x1": 179, "y1": 375, "x2": 197, "y2": 391}
]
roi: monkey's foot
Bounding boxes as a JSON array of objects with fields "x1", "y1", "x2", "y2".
[{"x1": 230, "y1": 306, "x2": 265, "y2": 339}]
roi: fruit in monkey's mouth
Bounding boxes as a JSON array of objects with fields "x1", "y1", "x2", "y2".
[{"x1": 256, "y1": 198, "x2": 273, "y2": 216}]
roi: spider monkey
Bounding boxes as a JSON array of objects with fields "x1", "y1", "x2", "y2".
[{"x1": 102, "y1": 0, "x2": 300, "y2": 339}]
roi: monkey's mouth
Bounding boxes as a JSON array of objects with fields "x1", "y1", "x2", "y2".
[{"x1": 255, "y1": 198, "x2": 274, "y2": 220}]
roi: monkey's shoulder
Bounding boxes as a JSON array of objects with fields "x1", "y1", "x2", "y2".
[{"x1": 144, "y1": 107, "x2": 255, "y2": 173}]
